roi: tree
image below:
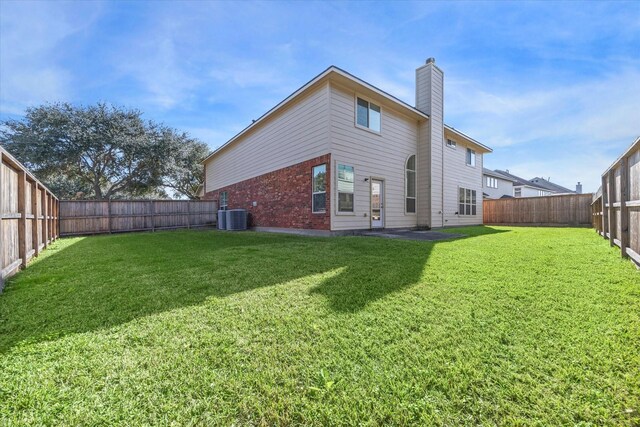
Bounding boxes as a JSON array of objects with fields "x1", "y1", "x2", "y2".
[
  {"x1": 160, "y1": 129, "x2": 210, "y2": 200},
  {"x1": 0, "y1": 103, "x2": 209, "y2": 200}
]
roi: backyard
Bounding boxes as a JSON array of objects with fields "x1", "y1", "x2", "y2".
[{"x1": 0, "y1": 226, "x2": 638, "y2": 425}]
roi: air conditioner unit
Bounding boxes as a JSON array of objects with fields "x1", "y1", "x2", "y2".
[
  {"x1": 217, "y1": 210, "x2": 227, "y2": 230},
  {"x1": 226, "y1": 209, "x2": 247, "y2": 231}
]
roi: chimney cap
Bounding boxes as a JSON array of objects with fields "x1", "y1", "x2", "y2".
[{"x1": 426, "y1": 57, "x2": 436, "y2": 64}]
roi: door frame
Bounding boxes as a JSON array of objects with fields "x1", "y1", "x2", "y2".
[{"x1": 369, "y1": 177, "x2": 385, "y2": 229}]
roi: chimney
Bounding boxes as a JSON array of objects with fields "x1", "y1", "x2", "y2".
[
  {"x1": 416, "y1": 57, "x2": 443, "y2": 119},
  {"x1": 415, "y1": 58, "x2": 445, "y2": 227},
  {"x1": 576, "y1": 182, "x2": 582, "y2": 194}
]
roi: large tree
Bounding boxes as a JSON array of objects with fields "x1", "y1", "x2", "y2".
[{"x1": 0, "y1": 103, "x2": 209, "y2": 200}]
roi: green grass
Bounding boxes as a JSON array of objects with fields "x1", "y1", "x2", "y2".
[{"x1": 0, "y1": 226, "x2": 638, "y2": 426}]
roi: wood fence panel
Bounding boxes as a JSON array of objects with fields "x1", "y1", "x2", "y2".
[
  {"x1": 59, "y1": 200, "x2": 217, "y2": 236},
  {"x1": 592, "y1": 137, "x2": 640, "y2": 266},
  {"x1": 1, "y1": 147, "x2": 59, "y2": 289},
  {"x1": 483, "y1": 194, "x2": 593, "y2": 226}
]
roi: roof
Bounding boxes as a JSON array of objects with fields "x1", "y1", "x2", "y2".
[
  {"x1": 203, "y1": 65, "x2": 492, "y2": 163},
  {"x1": 529, "y1": 177, "x2": 575, "y2": 194},
  {"x1": 493, "y1": 169, "x2": 549, "y2": 190},
  {"x1": 482, "y1": 168, "x2": 517, "y2": 182}
]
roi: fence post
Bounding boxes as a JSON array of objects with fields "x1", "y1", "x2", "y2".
[
  {"x1": 108, "y1": 199, "x2": 112, "y2": 233},
  {"x1": 0, "y1": 152, "x2": 4, "y2": 290},
  {"x1": 607, "y1": 171, "x2": 615, "y2": 247},
  {"x1": 31, "y1": 181, "x2": 40, "y2": 257},
  {"x1": 43, "y1": 186, "x2": 49, "y2": 248},
  {"x1": 17, "y1": 171, "x2": 27, "y2": 268},
  {"x1": 151, "y1": 200, "x2": 155, "y2": 232},
  {"x1": 187, "y1": 201, "x2": 191, "y2": 229},
  {"x1": 619, "y1": 157, "x2": 629, "y2": 258}
]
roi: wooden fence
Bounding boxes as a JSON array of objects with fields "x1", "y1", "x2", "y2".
[
  {"x1": 1, "y1": 147, "x2": 59, "y2": 290},
  {"x1": 483, "y1": 193, "x2": 593, "y2": 226},
  {"x1": 592, "y1": 136, "x2": 640, "y2": 267},
  {"x1": 59, "y1": 200, "x2": 217, "y2": 236}
]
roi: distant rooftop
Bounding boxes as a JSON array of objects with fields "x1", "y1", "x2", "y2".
[{"x1": 529, "y1": 177, "x2": 575, "y2": 194}]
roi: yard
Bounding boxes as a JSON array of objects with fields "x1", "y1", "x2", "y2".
[{"x1": 0, "y1": 226, "x2": 638, "y2": 425}]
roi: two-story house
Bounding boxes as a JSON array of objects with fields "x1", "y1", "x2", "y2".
[
  {"x1": 203, "y1": 59, "x2": 492, "y2": 233},
  {"x1": 482, "y1": 168, "x2": 517, "y2": 199}
]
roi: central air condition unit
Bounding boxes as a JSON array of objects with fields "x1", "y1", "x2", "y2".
[
  {"x1": 217, "y1": 210, "x2": 227, "y2": 230},
  {"x1": 226, "y1": 209, "x2": 247, "y2": 231}
]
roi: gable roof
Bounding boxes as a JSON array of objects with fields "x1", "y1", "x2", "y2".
[
  {"x1": 529, "y1": 177, "x2": 575, "y2": 194},
  {"x1": 483, "y1": 168, "x2": 517, "y2": 182},
  {"x1": 493, "y1": 169, "x2": 548, "y2": 190},
  {"x1": 203, "y1": 65, "x2": 491, "y2": 163}
]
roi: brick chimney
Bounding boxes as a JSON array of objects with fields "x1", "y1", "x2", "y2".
[{"x1": 415, "y1": 57, "x2": 445, "y2": 227}]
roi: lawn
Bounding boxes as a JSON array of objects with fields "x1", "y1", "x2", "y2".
[{"x1": 0, "y1": 226, "x2": 638, "y2": 426}]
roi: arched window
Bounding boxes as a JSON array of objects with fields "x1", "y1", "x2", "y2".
[{"x1": 405, "y1": 155, "x2": 416, "y2": 213}]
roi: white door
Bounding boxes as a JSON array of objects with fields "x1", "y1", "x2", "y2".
[{"x1": 371, "y1": 179, "x2": 384, "y2": 228}]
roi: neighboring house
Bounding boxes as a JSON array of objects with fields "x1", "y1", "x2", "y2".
[
  {"x1": 529, "y1": 177, "x2": 580, "y2": 194},
  {"x1": 493, "y1": 169, "x2": 578, "y2": 198},
  {"x1": 482, "y1": 168, "x2": 517, "y2": 199},
  {"x1": 203, "y1": 59, "x2": 492, "y2": 233}
]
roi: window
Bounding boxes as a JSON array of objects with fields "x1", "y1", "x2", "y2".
[
  {"x1": 219, "y1": 191, "x2": 228, "y2": 210},
  {"x1": 514, "y1": 188, "x2": 522, "y2": 197},
  {"x1": 466, "y1": 148, "x2": 476, "y2": 167},
  {"x1": 337, "y1": 164, "x2": 354, "y2": 212},
  {"x1": 312, "y1": 164, "x2": 326, "y2": 213},
  {"x1": 538, "y1": 190, "x2": 548, "y2": 197},
  {"x1": 446, "y1": 139, "x2": 457, "y2": 149},
  {"x1": 405, "y1": 155, "x2": 416, "y2": 213},
  {"x1": 356, "y1": 97, "x2": 381, "y2": 132},
  {"x1": 458, "y1": 187, "x2": 477, "y2": 216},
  {"x1": 486, "y1": 176, "x2": 498, "y2": 188}
]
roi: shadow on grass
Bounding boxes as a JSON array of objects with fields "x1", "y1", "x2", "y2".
[{"x1": 0, "y1": 226, "x2": 508, "y2": 352}]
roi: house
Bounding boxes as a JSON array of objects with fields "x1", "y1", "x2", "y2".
[
  {"x1": 529, "y1": 177, "x2": 580, "y2": 194},
  {"x1": 202, "y1": 59, "x2": 492, "y2": 233},
  {"x1": 482, "y1": 168, "x2": 517, "y2": 199},
  {"x1": 492, "y1": 169, "x2": 578, "y2": 198}
]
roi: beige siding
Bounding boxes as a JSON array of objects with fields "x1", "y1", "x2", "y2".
[
  {"x1": 416, "y1": 63, "x2": 445, "y2": 228},
  {"x1": 441, "y1": 130, "x2": 484, "y2": 226},
  {"x1": 328, "y1": 83, "x2": 420, "y2": 231},
  {"x1": 205, "y1": 83, "x2": 331, "y2": 192},
  {"x1": 416, "y1": 121, "x2": 430, "y2": 226}
]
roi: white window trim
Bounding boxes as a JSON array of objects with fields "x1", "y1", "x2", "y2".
[
  {"x1": 466, "y1": 148, "x2": 476, "y2": 168},
  {"x1": 219, "y1": 191, "x2": 228, "y2": 210},
  {"x1": 485, "y1": 176, "x2": 498, "y2": 189},
  {"x1": 312, "y1": 164, "x2": 327, "y2": 214},
  {"x1": 405, "y1": 154, "x2": 417, "y2": 215},
  {"x1": 335, "y1": 161, "x2": 356, "y2": 216},
  {"x1": 354, "y1": 95, "x2": 382, "y2": 135},
  {"x1": 458, "y1": 187, "x2": 477, "y2": 216},
  {"x1": 446, "y1": 139, "x2": 457, "y2": 149}
]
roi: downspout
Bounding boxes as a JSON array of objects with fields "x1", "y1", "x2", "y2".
[{"x1": 441, "y1": 137, "x2": 445, "y2": 227}]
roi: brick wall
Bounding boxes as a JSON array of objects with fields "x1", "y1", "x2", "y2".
[{"x1": 204, "y1": 154, "x2": 331, "y2": 230}]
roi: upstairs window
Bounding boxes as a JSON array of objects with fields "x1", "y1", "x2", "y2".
[
  {"x1": 337, "y1": 164, "x2": 355, "y2": 212},
  {"x1": 446, "y1": 139, "x2": 457, "y2": 149},
  {"x1": 514, "y1": 188, "x2": 522, "y2": 197},
  {"x1": 486, "y1": 177, "x2": 498, "y2": 188},
  {"x1": 458, "y1": 188, "x2": 477, "y2": 215},
  {"x1": 219, "y1": 191, "x2": 228, "y2": 210},
  {"x1": 312, "y1": 164, "x2": 327, "y2": 213},
  {"x1": 356, "y1": 97, "x2": 381, "y2": 132},
  {"x1": 466, "y1": 148, "x2": 476, "y2": 167},
  {"x1": 405, "y1": 155, "x2": 416, "y2": 213}
]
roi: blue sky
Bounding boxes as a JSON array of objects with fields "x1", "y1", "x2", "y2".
[{"x1": 1, "y1": 1, "x2": 639, "y2": 192}]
